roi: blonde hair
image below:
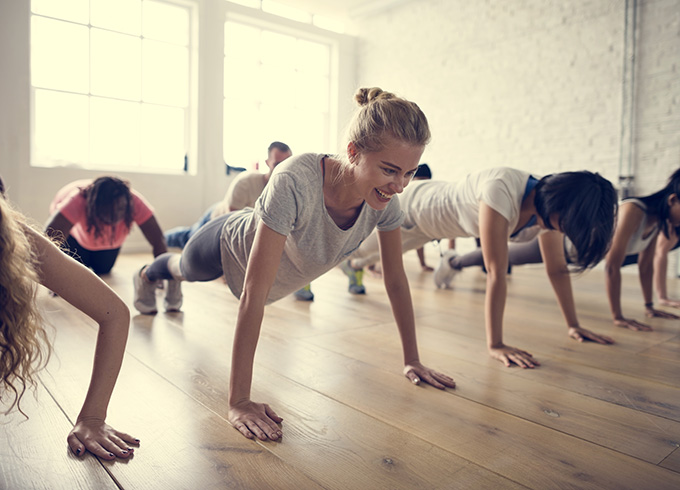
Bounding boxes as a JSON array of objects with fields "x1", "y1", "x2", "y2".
[
  {"x1": 347, "y1": 87, "x2": 431, "y2": 153},
  {"x1": 0, "y1": 197, "x2": 51, "y2": 415}
]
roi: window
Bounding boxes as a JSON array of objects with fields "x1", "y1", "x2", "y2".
[
  {"x1": 30, "y1": 0, "x2": 196, "y2": 173},
  {"x1": 223, "y1": 19, "x2": 333, "y2": 169}
]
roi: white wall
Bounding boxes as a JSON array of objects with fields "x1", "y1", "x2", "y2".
[
  {"x1": 0, "y1": 0, "x2": 356, "y2": 252},
  {"x1": 353, "y1": 0, "x2": 679, "y2": 195}
]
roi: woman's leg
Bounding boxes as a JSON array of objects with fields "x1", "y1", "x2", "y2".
[
  {"x1": 65, "y1": 235, "x2": 92, "y2": 267},
  {"x1": 134, "y1": 215, "x2": 229, "y2": 313},
  {"x1": 89, "y1": 248, "x2": 121, "y2": 275}
]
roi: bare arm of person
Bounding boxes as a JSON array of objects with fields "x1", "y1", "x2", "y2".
[
  {"x1": 138, "y1": 215, "x2": 168, "y2": 257},
  {"x1": 654, "y1": 229, "x2": 680, "y2": 307},
  {"x1": 641, "y1": 234, "x2": 680, "y2": 319},
  {"x1": 416, "y1": 246, "x2": 433, "y2": 271},
  {"x1": 26, "y1": 226, "x2": 138, "y2": 460},
  {"x1": 604, "y1": 202, "x2": 652, "y2": 331},
  {"x1": 227, "y1": 222, "x2": 286, "y2": 441},
  {"x1": 538, "y1": 231, "x2": 614, "y2": 344},
  {"x1": 479, "y1": 203, "x2": 539, "y2": 368},
  {"x1": 44, "y1": 211, "x2": 74, "y2": 243},
  {"x1": 378, "y1": 228, "x2": 456, "y2": 389}
]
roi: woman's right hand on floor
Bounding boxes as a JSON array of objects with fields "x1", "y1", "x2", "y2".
[
  {"x1": 67, "y1": 418, "x2": 138, "y2": 460},
  {"x1": 228, "y1": 400, "x2": 283, "y2": 441},
  {"x1": 613, "y1": 317, "x2": 653, "y2": 331},
  {"x1": 488, "y1": 344, "x2": 540, "y2": 368}
]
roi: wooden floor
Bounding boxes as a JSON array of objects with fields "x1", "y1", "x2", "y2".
[{"x1": 2, "y1": 248, "x2": 680, "y2": 489}]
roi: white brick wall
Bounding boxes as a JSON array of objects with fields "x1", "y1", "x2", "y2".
[{"x1": 353, "y1": 0, "x2": 679, "y2": 194}]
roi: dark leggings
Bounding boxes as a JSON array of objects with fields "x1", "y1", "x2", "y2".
[
  {"x1": 451, "y1": 237, "x2": 640, "y2": 269},
  {"x1": 65, "y1": 235, "x2": 120, "y2": 275},
  {"x1": 451, "y1": 239, "x2": 545, "y2": 269},
  {"x1": 145, "y1": 213, "x2": 229, "y2": 282}
]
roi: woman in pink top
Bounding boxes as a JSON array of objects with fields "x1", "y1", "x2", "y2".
[{"x1": 46, "y1": 177, "x2": 167, "y2": 275}]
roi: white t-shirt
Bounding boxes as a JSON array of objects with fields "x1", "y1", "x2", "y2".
[
  {"x1": 401, "y1": 167, "x2": 540, "y2": 241},
  {"x1": 219, "y1": 153, "x2": 404, "y2": 303},
  {"x1": 621, "y1": 198, "x2": 659, "y2": 255},
  {"x1": 212, "y1": 171, "x2": 266, "y2": 219}
]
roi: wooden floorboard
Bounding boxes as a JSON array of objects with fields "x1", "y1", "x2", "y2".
[{"x1": 2, "y1": 249, "x2": 680, "y2": 489}]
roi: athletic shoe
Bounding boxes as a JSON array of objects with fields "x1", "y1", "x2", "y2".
[
  {"x1": 293, "y1": 284, "x2": 314, "y2": 301},
  {"x1": 133, "y1": 267, "x2": 158, "y2": 314},
  {"x1": 164, "y1": 279, "x2": 183, "y2": 312},
  {"x1": 434, "y1": 250, "x2": 459, "y2": 289},
  {"x1": 340, "y1": 260, "x2": 366, "y2": 295}
]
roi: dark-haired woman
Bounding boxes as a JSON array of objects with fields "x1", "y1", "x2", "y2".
[
  {"x1": 45, "y1": 177, "x2": 167, "y2": 275},
  {"x1": 343, "y1": 167, "x2": 619, "y2": 368},
  {"x1": 605, "y1": 169, "x2": 680, "y2": 331}
]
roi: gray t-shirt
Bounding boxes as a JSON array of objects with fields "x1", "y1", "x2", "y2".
[{"x1": 219, "y1": 153, "x2": 404, "y2": 303}]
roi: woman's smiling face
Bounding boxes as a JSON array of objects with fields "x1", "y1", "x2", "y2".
[{"x1": 349, "y1": 138, "x2": 424, "y2": 210}]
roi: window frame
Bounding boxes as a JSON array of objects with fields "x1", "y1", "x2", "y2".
[{"x1": 29, "y1": 0, "x2": 200, "y2": 175}]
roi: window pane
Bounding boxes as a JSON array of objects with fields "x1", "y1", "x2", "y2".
[
  {"x1": 261, "y1": 31, "x2": 296, "y2": 68},
  {"x1": 260, "y1": 66, "x2": 296, "y2": 107},
  {"x1": 223, "y1": 100, "x2": 262, "y2": 166},
  {"x1": 224, "y1": 60, "x2": 262, "y2": 103},
  {"x1": 142, "y1": 40, "x2": 188, "y2": 106},
  {"x1": 91, "y1": 29, "x2": 141, "y2": 100},
  {"x1": 295, "y1": 74, "x2": 329, "y2": 112},
  {"x1": 224, "y1": 23, "x2": 332, "y2": 166},
  {"x1": 141, "y1": 105, "x2": 186, "y2": 170},
  {"x1": 225, "y1": 22, "x2": 261, "y2": 61},
  {"x1": 31, "y1": 0, "x2": 89, "y2": 24},
  {"x1": 31, "y1": 17, "x2": 89, "y2": 93},
  {"x1": 34, "y1": 89, "x2": 89, "y2": 165},
  {"x1": 90, "y1": 97, "x2": 141, "y2": 167},
  {"x1": 91, "y1": 0, "x2": 141, "y2": 35},
  {"x1": 144, "y1": 1, "x2": 190, "y2": 45},
  {"x1": 296, "y1": 39, "x2": 330, "y2": 75}
]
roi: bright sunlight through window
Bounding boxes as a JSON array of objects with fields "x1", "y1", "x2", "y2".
[
  {"x1": 223, "y1": 20, "x2": 332, "y2": 169},
  {"x1": 30, "y1": 0, "x2": 195, "y2": 173}
]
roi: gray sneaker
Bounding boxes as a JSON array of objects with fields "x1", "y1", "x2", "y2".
[
  {"x1": 164, "y1": 279, "x2": 183, "y2": 312},
  {"x1": 340, "y1": 260, "x2": 366, "y2": 295},
  {"x1": 293, "y1": 284, "x2": 314, "y2": 301},
  {"x1": 133, "y1": 268, "x2": 158, "y2": 314},
  {"x1": 434, "y1": 250, "x2": 459, "y2": 289}
]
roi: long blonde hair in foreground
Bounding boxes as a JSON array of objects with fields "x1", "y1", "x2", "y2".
[{"x1": 0, "y1": 196, "x2": 51, "y2": 415}]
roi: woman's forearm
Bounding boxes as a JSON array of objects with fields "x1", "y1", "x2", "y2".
[
  {"x1": 229, "y1": 294, "x2": 266, "y2": 405},
  {"x1": 485, "y1": 271, "x2": 507, "y2": 348}
]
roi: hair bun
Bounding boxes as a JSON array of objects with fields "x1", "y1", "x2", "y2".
[{"x1": 354, "y1": 87, "x2": 395, "y2": 106}]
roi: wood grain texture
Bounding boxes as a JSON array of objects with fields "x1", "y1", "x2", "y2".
[{"x1": 2, "y1": 250, "x2": 679, "y2": 489}]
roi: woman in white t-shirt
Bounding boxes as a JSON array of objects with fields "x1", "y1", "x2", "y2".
[
  {"x1": 343, "y1": 167, "x2": 619, "y2": 368},
  {"x1": 133, "y1": 87, "x2": 456, "y2": 441},
  {"x1": 605, "y1": 168, "x2": 680, "y2": 331}
]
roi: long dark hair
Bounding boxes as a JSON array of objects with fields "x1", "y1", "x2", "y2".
[
  {"x1": 534, "y1": 171, "x2": 618, "y2": 271},
  {"x1": 83, "y1": 177, "x2": 133, "y2": 241},
  {"x1": 631, "y1": 168, "x2": 680, "y2": 239}
]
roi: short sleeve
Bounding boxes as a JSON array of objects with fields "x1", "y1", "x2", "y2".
[
  {"x1": 478, "y1": 178, "x2": 516, "y2": 223},
  {"x1": 131, "y1": 190, "x2": 154, "y2": 224},
  {"x1": 255, "y1": 172, "x2": 299, "y2": 236},
  {"x1": 376, "y1": 196, "x2": 404, "y2": 232},
  {"x1": 54, "y1": 192, "x2": 86, "y2": 224}
]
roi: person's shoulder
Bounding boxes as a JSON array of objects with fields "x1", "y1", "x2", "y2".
[
  {"x1": 272, "y1": 153, "x2": 323, "y2": 180},
  {"x1": 233, "y1": 170, "x2": 263, "y2": 183}
]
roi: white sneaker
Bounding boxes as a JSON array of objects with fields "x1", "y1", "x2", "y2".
[
  {"x1": 133, "y1": 268, "x2": 158, "y2": 314},
  {"x1": 164, "y1": 279, "x2": 183, "y2": 312},
  {"x1": 434, "y1": 250, "x2": 459, "y2": 289}
]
